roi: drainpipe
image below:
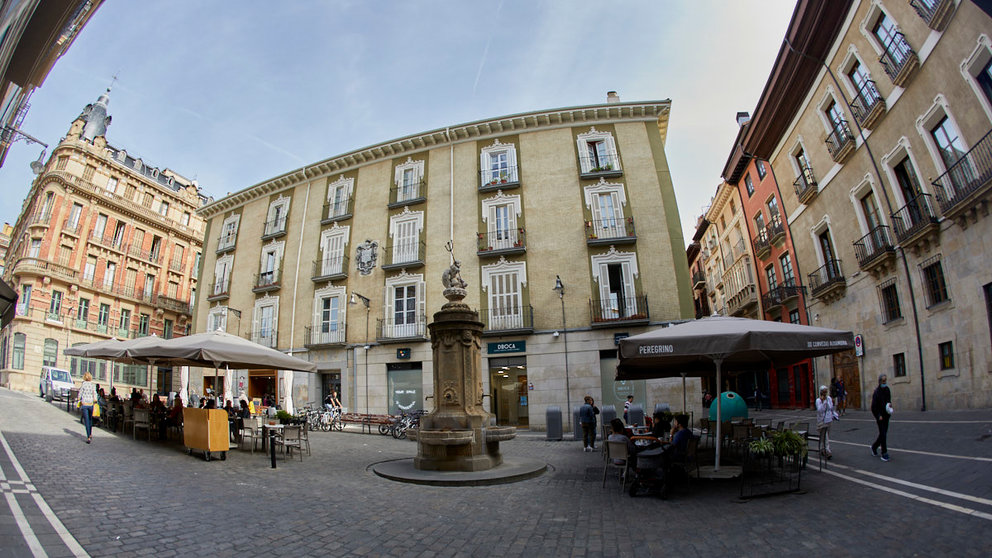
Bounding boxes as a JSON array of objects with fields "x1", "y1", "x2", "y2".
[
  {"x1": 783, "y1": 38, "x2": 927, "y2": 411},
  {"x1": 445, "y1": 127, "x2": 454, "y2": 251},
  {"x1": 289, "y1": 166, "x2": 312, "y2": 357}
]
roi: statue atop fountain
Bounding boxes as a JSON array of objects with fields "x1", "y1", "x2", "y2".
[{"x1": 410, "y1": 242, "x2": 516, "y2": 471}]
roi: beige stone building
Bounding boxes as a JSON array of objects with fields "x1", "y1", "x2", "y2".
[
  {"x1": 193, "y1": 95, "x2": 696, "y2": 429},
  {"x1": 700, "y1": 181, "x2": 760, "y2": 321},
  {"x1": 0, "y1": 89, "x2": 207, "y2": 395},
  {"x1": 739, "y1": 0, "x2": 992, "y2": 410}
]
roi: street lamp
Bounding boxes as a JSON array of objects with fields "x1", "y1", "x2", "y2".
[
  {"x1": 350, "y1": 292, "x2": 371, "y2": 417},
  {"x1": 553, "y1": 275, "x2": 571, "y2": 430},
  {"x1": 2, "y1": 125, "x2": 48, "y2": 174}
]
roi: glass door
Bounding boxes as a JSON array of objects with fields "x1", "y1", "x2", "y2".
[{"x1": 489, "y1": 357, "x2": 527, "y2": 427}]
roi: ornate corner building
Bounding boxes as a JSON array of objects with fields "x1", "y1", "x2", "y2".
[
  {"x1": 0, "y1": 89, "x2": 208, "y2": 395},
  {"x1": 194, "y1": 94, "x2": 695, "y2": 429}
]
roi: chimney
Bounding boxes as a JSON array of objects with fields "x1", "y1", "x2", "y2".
[
  {"x1": 606, "y1": 91, "x2": 620, "y2": 104},
  {"x1": 736, "y1": 111, "x2": 751, "y2": 126}
]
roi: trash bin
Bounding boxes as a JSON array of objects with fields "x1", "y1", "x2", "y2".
[
  {"x1": 654, "y1": 403, "x2": 671, "y2": 415},
  {"x1": 546, "y1": 406, "x2": 562, "y2": 441},
  {"x1": 601, "y1": 404, "x2": 617, "y2": 426},
  {"x1": 628, "y1": 403, "x2": 645, "y2": 426}
]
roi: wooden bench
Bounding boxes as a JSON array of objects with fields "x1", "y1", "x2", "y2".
[{"x1": 339, "y1": 413, "x2": 396, "y2": 434}]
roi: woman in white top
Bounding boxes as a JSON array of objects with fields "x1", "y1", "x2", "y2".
[
  {"x1": 78, "y1": 372, "x2": 97, "y2": 444},
  {"x1": 815, "y1": 385, "x2": 836, "y2": 459}
]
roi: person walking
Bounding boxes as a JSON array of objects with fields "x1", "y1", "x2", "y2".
[
  {"x1": 870, "y1": 374, "x2": 892, "y2": 462},
  {"x1": 623, "y1": 395, "x2": 633, "y2": 424},
  {"x1": 836, "y1": 377, "x2": 847, "y2": 416},
  {"x1": 578, "y1": 395, "x2": 600, "y2": 452},
  {"x1": 815, "y1": 385, "x2": 835, "y2": 459},
  {"x1": 78, "y1": 372, "x2": 97, "y2": 444}
]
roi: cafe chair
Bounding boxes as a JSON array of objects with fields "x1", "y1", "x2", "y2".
[
  {"x1": 300, "y1": 422, "x2": 311, "y2": 456},
  {"x1": 240, "y1": 418, "x2": 261, "y2": 454},
  {"x1": 603, "y1": 440, "x2": 629, "y2": 493},
  {"x1": 122, "y1": 403, "x2": 135, "y2": 436},
  {"x1": 132, "y1": 408, "x2": 152, "y2": 441},
  {"x1": 276, "y1": 425, "x2": 304, "y2": 461}
]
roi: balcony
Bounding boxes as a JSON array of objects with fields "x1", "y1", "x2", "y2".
[
  {"x1": 850, "y1": 80, "x2": 886, "y2": 130},
  {"x1": 155, "y1": 295, "x2": 192, "y2": 315},
  {"x1": 169, "y1": 255, "x2": 184, "y2": 273},
  {"x1": 207, "y1": 279, "x2": 230, "y2": 301},
  {"x1": 25, "y1": 211, "x2": 50, "y2": 228},
  {"x1": 216, "y1": 233, "x2": 237, "y2": 254},
  {"x1": 261, "y1": 217, "x2": 287, "y2": 240},
  {"x1": 730, "y1": 238, "x2": 747, "y2": 263},
  {"x1": 62, "y1": 219, "x2": 82, "y2": 236},
  {"x1": 853, "y1": 225, "x2": 897, "y2": 276},
  {"x1": 377, "y1": 314, "x2": 427, "y2": 343},
  {"x1": 931, "y1": 128, "x2": 992, "y2": 225},
  {"x1": 793, "y1": 166, "x2": 818, "y2": 205},
  {"x1": 249, "y1": 329, "x2": 277, "y2": 348},
  {"x1": 910, "y1": 0, "x2": 954, "y2": 31},
  {"x1": 692, "y1": 270, "x2": 706, "y2": 290},
  {"x1": 252, "y1": 270, "x2": 281, "y2": 293},
  {"x1": 479, "y1": 305, "x2": 534, "y2": 336},
  {"x1": 590, "y1": 295, "x2": 649, "y2": 328},
  {"x1": 586, "y1": 217, "x2": 636, "y2": 246},
  {"x1": 312, "y1": 255, "x2": 349, "y2": 282},
  {"x1": 753, "y1": 229, "x2": 771, "y2": 260},
  {"x1": 808, "y1": 259, "x2": 846, "y2": 302},
  {"x1": 128, "y1": 244, "x2": 162, "y2": 266},
  {"x1": 727, "y1": 283, "x2": 758, "y2": 317},
  {"x1": 478, "y1": 229, "x2": 526, "y2": 257},
  {"x1": 891, "y1": 193, "x2": 940, "y2": 253},
  {"x1": 479, "y1": 165, "x2": 520, "y2": 192},
  {"x1": 761, "y1": 284, "x2": 806, "y2": 314},
  {"x1": 321, "y1": 197, "x2": 353, "y2": 225},
  {"x1": 89, "y1": 229, "x2": 127, "y2": 253},
  {"x1": 11, "y1": 257, "x2": 78, "y2": 282},
  {"x1": 388, "y1": 181, "x2": 426, "y2": 208},
  {"x1": 381, "y1": 240, "x2": 426, "y2": 270},
  {"x1": 878, "y1": 32, "x2": 919, "y2": 87},
  {"x1": 304, "y1": 323, "x2": 347, "y2": 348},
  {"x1": 579, "y1": 153, "x2": 622, "y2": 180},
  {"x1": 825, "y1": 120, "x2": 856, "y2": 164}
]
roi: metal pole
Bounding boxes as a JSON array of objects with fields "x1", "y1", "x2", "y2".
[
  {"x1": 561, "y1": 295, "x2": 570, "y2": 431},
  {"x1": 365, "y1": 308, "x2": 370, "y2": 416}
]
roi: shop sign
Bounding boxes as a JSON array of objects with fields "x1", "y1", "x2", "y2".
[
  {"x1": 614, "y1": 333, "x2": 629, "y2": 346},
  {"x1": 488, "y1": 341, "x2": 525, "y2": 354}
]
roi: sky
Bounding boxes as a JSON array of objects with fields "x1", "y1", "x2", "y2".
[{"x1": 1, "y1": 0, "x2": 795, "y2": 248}]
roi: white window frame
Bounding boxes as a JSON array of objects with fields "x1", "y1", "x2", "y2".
[
  {"x1": 576, "y1": 127, "x2": 621, "y2": 174},
  {"x1": 68, "y1": 203, "x2": 83, "y2": 229},
  {"x1": 383, "y1": 272, "x2": 425, "y2": 338},
  {"x1": 583, "y1": 179, "x2": 629, "y2": 238},
  {"x1": 859, "y1": 1, "x2": 899, "y2": 58},
  {"x1": 105, "y1": 177, "x2": 118, "y2": 193},
  {"x1": 258, "y1": 240, "x2": 285, "y2": 285},
  {"x1": 83, "y1": 257, "x2": 96, "y2": 281},
  {"x1": 915, "y1": 95, "x2": 969, "y2": 177},
  {"x1": 218, "y1": 214, "x2": 241, "y2": 250},
  {"x1": 394, "y1": 158, "x2": 425, "y2": 202},
  {"x1": 313, "y1": 285, "x2": 346, "y2": 345},
  {"x1": 480, "y1": 139, "x2": 519, "y2": 185},
  {"x1": 590, "y1": 246, "x2": 640, "y2": 318},
  {"x1": 388, "y1": 208, "x2": 424, "y2": 264},
  {"x1": 848, "y1": 173, "x2": 886, "y2": 234},
  {"x1": 158, "y1": 200, "x2": 170, "y2": 217},
  {"x1": 214, "y1": 254, "x2": 234, "y2": 295},
  {"x1": 319, "y1": 224, "x2": 350, "y2": 276},
  {"x1": 326, "y1": 176, "x2": 354, "y2": 218},
  {"x1": 480, "y1": 191, "x2": 522, "y2": 250},
  {"x1": 880, "y1": 137, "x2": 928, "y2": 207},
  {"x1": 809, "y1": 216, "x2": 836, "y2": 266},
  {"x1": 207, "y1": 306, "x2": 228, "y2": 333},
  {"x1": 265, "y1": 194, "x2": 291, "y2": 236},
  {"x1": 104, "y1": 261, "x2": 116, "y2": 290},
  {"x1": 252, "y1": 295, "x2": 279, "y2": 348},
  {"x1": 481, "y1": 257, "x2": 527, "y2": 330},
  {"x1": 960, "y1": 34, "x2": 992, "y2": 123},
  {"x1": 93, "y1": 213, "x2": 108, "y2": 240}
]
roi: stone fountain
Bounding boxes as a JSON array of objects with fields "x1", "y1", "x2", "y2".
[{"x1": 408, "y1": 248, "x2": 516, "y2": 471}]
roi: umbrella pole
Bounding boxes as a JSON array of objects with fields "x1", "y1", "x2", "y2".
[
  {"x1": 681, "y1": 372, "x2": 687, "y2": 413},
  {"x1": 714, "y1": 357, "x2": 723, "y2": 473}
]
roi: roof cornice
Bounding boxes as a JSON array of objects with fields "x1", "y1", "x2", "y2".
[{"x1": 199, "y1": 100, "x2": 672, "y2": 218}]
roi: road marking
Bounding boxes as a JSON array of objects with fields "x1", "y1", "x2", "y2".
[
  {"x1": 829, "y1": 440, "x2": 992, "y2": 462},
  {"x1": 0, "y1": 430, "x2": 89, "y2": 558},
  {"x1": 821, "y1": 468, "x2": 992, "y2": 522},
  {"x1": 838, "y1": 419, "x2": 991, "y2": 424},
  {"x1": 829, "y1": 463, "x2": 992, "y2": 508},
  {"x1": 1, "y1": 480, "x2": 46, "y2": 557}
]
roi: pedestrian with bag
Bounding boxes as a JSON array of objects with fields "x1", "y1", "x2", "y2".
[
  {"x1": 78, "y1": 372, "x2": 97, "y2": 444},
  {"x1": 815, "y1": 385, "x2": 835, "y2": 459},
  {"x1": 579, "y1": 395, "x2": 600, "y2": 452},
  {"x1": 870, "y1": 374, "x2": 892, "y2": 462}
]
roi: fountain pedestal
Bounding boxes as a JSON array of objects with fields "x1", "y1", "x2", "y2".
[{"x1": 413, "y1": 290, "x2": 515, "y2": 472}]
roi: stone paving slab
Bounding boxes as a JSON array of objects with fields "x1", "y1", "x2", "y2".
[{"x1": 1, "y1": 388, "x2": 991, "y2": 556}]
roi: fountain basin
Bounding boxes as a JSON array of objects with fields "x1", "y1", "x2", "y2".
[
  {"x1": 414, "y1": 429, "x2": 475, "y2": 446},
  {"x1": 484, "y1": 426, "x2": 517, "y2": 442}
]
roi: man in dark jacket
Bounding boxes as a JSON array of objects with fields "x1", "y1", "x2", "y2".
[
  {"x1": 870, "y1": 374, "x2": 892, "y2": 462},
  {"x1": 579, "y1": 396, "x2": 600, "y2": 452}
]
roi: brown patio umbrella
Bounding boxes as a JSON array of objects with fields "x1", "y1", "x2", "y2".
[{"x1": 616, "y1": 316, "x2": 853, "y2": 471}]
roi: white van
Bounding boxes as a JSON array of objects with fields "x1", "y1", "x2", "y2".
[{"x1": 39, "y1": 367, "x2": 74, "y2": 401}]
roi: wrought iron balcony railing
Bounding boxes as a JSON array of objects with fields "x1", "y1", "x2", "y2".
[
  {"x1": 479, "y1": 305, "x2": 534, "y2": 332},
  {"x1": 253, "y1": 270, "x2": 281, "y2": 292},
  {"x1": 808, "y1": 259, "x2": 845, "y2": 298},
  {"x1": 322, "y1": 196, "x2": 354, "y2": 224},
  {"x1": 853, "y1": 225, "x2": 896, "y2": 269},
  {"x1": 793, "y1": 166, "x2": 818, "y2": 204},
  {"x1": 586, "y1": 217, "x2": 636, "y2": 245},
  {"x1": 931, "y1": 128, "x2": 992, "y2": 220},
  {"x1": 761, "y1": 284, "x2": 806, "y2": 312},
  {"x1": 590, "y1": 295, "x2": 649, "y2": 325},
  {"x1": 216, "y1": 233, "x2": 237, "y2": 253},
  {"x1": 579, "y1": 151, "x2": 622, "y2": 179},
  {"x1": 878, "y1": 31, "x2": 918, "y2": 86},
  {"x1": 891, "y1": 193, "x2": 940, "y2": 244},
  {"x1": 850, "y1": 80, "x2": 885, "y2": 129},
  {"x1": 304, "y1": 323, "x2": 347, "y2": 347},
  {"x1": 388, "y1": 180, "x2": 426, "y2": 208},
  {"x1": 248, "y1": 329, "x2": 278, "y2": 348},
  {"x1": 208, "y1": 279, "x2": 230, "y2": 300},
  {"x1": 312, "y1": 255, "x2": 349, "y2": 281},
  {"x1": 262, "y1": 217, "x2": 287, "y2": 239},
  {"x1": 825, "y1": 120, "x2": 856, "y2": 162},
  {"x1": 910, "y1": 0, "x2": 954, "y2": 31},
  {"x1": 382, "y1": 240, "x2": 426, "y2": 270},
  {"x1": 377, "y1": 314, "x2": 427, "y2": 341},
  {"x1": 692, "y1": 270, "x2": 706, "y2": 289},
  {"x1": 478, "y1": 229, "x2": 526, "y2": 255},
  {"x1": 480, "y1": 165, "x2": 520, "y2": 191}
]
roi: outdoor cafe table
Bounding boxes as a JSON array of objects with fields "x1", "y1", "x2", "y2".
[{"x1": 261, "y1": 423, "x2": 284, "y2": 451}]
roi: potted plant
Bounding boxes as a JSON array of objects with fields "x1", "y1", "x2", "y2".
[
  {"x1": 276, "y1": 409, "x2": 294, "y2": 425},
  {"x1": 771, "y1": 429, "x2": 808, "y2": 458},
  {"x1": 748, "y1": 436, "x2": 774, "y2": 458}
]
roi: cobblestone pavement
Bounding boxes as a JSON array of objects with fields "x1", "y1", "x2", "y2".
[{"x1": 2, "y1": 387, "x2": 990, "y2": 557}]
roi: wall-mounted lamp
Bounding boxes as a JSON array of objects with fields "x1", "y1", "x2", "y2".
[{"x1": 553, "y1": 331, "x2": 560, "y2": 337}]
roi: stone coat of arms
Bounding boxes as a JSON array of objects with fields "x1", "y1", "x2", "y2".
[{"x1": 356, "y1": 239, "x2": 378, "y2": 275}]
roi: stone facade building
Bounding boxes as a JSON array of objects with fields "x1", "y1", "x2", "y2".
[
  {"x1": 0, "y1": 89, "x2": 207, "y2": 395},
  {"x1": 736, "y1": 0, "x2": 992, "y2": 410},
  {"x1": 193, "y1": 95, "x2": 696, "y2": 429}
]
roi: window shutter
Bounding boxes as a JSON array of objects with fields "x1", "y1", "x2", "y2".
[
  {"x1": 383, "y1": 287, "x2": 394, "y2": 332},
  {"x1": 621, "y1": 262, "x2": 637, "y2": 314},
  {"x1": 418, "y1": 280, "x2": 426, "y2": 335}
]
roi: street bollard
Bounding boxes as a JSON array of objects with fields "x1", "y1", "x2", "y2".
[{"x1": 270, "y1": 430, "x2": 277, "y2": 469}]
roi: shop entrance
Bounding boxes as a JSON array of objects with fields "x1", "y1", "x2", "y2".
[
  {"x1": 247, "y1": 371, "x2": 277, "y2": 406},
  {"x1": 489, "y1": 357, "x2": 528, "y2": 427},
  {"x1": 321, "y1": 372, "x2": 341, "y2": 406}
]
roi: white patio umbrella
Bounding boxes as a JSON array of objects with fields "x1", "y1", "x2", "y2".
[
  {"x1": 282, "y1": 370, "x2": 295, "y2": 415},
  {"x1": 180, "y1": 366, "x2": 189, "y2": 404}
]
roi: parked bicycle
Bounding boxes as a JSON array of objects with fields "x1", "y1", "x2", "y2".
[{"x1": 390, "y1": 410, "x2": 425, "y2": 439}]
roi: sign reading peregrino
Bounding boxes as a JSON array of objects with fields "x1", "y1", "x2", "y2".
[{"x1": 638, "y1": 344, "x2": 675, "y2": 354}]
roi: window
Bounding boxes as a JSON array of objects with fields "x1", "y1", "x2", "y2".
[
  {"x1": 319, "y1": 225, "x2": 349, "y2": 276},
  {"x1": 38, "y1": 191, "x2": 54, "y2": 219},
  {"x1": 138, "y1": 314, "x2": 150, "y2": 336},
  {"x1": 113, "y1": 221, "x2": 126, "y2": 248},
  {"x1": 119, "y1": 309, "x2": 131, "y2": 333},
  {"x1": 591, "y1": 247, "x2": 641, "y2": 320},
  {"x1": 480, "y1": 139, "x2": 519, "y2": 186},
  {"x1": 583, "y1": 183, "x2": 628, "y2": 240},
  {"x1": 326, "y1": 177, "x2": 353, "y2": 218},
  {"x1": 744, "y1": 174, "x2": 754, "y2": 197},
  {"x1": 753, "y1": 211, "x2": 766, "y2": 234},
  {"x1": 19, "y1": 285, "x2": 31, "y2": 315},
  {"x1": 98, "y1": 304, "x2": 110, "y2": 327},
  {"x1": 788, "y1": 309, "x2": 801, "y2": 324},
  {"x1": 144, "y1": 273, "x2": 155, "y2": 299},
  {"x1": 481, "y1": 192, "x2": 522, "y2": 250},
  {"x1": 141, "y1": 192, "x2": 153, "y2": 208},
  {"x1": 766, "y1": 196, "x2": 780, "y2": 221},
  {"x1": 105, "y1": 177, "x2": 118, "y2": 193},
  {"x1": 56, "y1": 156, "x2": 68, "y2": 171},
  {"x1": 847, "y1": 59, "x2": 881, "y2": 107},
  {"x1": 214, "y1": 255, "x2": 233, "y2": 295},
  {"x1": 755, "y1": 160, "x2": 767, "y2": 180},
  {"x1": 167, "y1": 281, "x2": 179, "y2": 298},
  {"x1": 77, "y1": 298, "x2": 90, "y2": 323},
  {"x1": 163, "y1": 319, "x2": 173, "y2": 339},
  {"x1": 764, "y1": 265, "x2": 778, "y2": 290},
  {"x1": 43, "y1": 339, "x2": 58, "y2": 367},
  {"x1": 150, "y1": 236, "x2": 162, "y2": 261},
  {"x1": 124, "y1": 184, "x2": 137, "y2": 201},
  {"x1": 258, "y1": 241, "x2": 285, "y2": 287},
  {"x1": 920, "y1": 256, "x2": 949, "y2": 306},
  {"x1": 393, "y1": 285, "x2": 417, "y2": 335},
  {"x1": 313, "y1": 286, "x2": 345, "y2": 344},
  {"x1": 389, "y1": 209, "x2": 424, "y2": 265},
  {"x1": 860, "y1": 191, "x2": 884, "y2": 231},
  {"x1": 393, "y1": 158, "x2": 424, "y2": 203},
  {"x1": 780, "y1": 253, "x2": 796, "y2": 286},
  {"x1": 872, "y1": 11, "x2": 908, "y2": 67},
  {"x1": 824, "y1": 99, "x2": 846, "y2": 138},
  {"x1": 794, "y1": 147, "x2": 814, "y2": 185},
  {"x1": 930, "y1": 116, "x2": 967, "y2": 170},
  {"x1": 12, "y1": 333, "x2": 25, "y2": 369},
  {"x1": 84, "y1": 257, "x2": 96, "y2": 281},
  {"x1": 158, "y1": 200, "x2": 170, "y2": 217},
  {"x1": 93, "y1": 213, "x2": 108, "y2": 240},
  {"x1": 383, "y1": 273, "x2": 425, "y2": 338},
  {"x1": 264, "y1": 196, "x2": 290, "y2": 236},
  {"x1": 252, "y1": 298, "x2": 279, "y2": 347},
  {"x1": 48, "y1": 290, "x2": 63, "y2": 320},
  {"x1": 27, "y1": 238, "x2": 41, "y2": 258},
  {"x1": 67, "y1": 203, "x2": 83, "y2": 230},
  {"x1": 482, "y1": 259, "x2": 527, "y2": 330},
  {"x1": 104, "y1": 262, "x2": 116, "y2": 289},
  {"x1": 207, "y1": 307, "x2": 228, "y2": 333},
  {"x1": 82, "y1": 165, "x2": 95, "y2": 181},
  {"x1": 219, "y1": 215, "x2": 240, "y2": 249},
  {"x1": 938, "y1": 341, "x2": 954, "y2": 370},
  {"x1": 180, "y1": 212, "x2": 190, "y2": 226},
  {"x1": 577, "y1": 128, "x2": 621, "y2": 174},
  {"x1": 878, "y1": 279, "x2": 902, "y2": 323},
  {"x1": 893, "y1": 352, "x2": 907, "y2": 377}
]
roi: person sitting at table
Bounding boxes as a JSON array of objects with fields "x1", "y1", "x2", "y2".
[
  {"x1": 651, "y1": 412, "x2": 671, "y2": 439},
  {"x1": 239, "y1": 400, "x2": 251, "y2": 418},
  {"x1": 224, "y1": 400, "x2": 236, "y2": 418},
  {"x1": 607, "y1": 418, "x2": 637, "y2": 465},
  {"x1": 662, "y1": 414, "x2": 691, "y2": 472},
  {"x1": 165, "y1": 397, "x2": 183, "y2": 438}
]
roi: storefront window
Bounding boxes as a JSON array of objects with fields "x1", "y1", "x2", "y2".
[
  {"x1": 387, "y1": 363, "x2": 423, "y2": 415},
  {"x1": 489, "y1": 356, "x2": 528, "y2": 427}
]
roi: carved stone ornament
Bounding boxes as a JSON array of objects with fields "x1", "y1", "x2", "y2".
[{"x1": 356, "y1": 239, "x2": 378, "y2": 276}]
